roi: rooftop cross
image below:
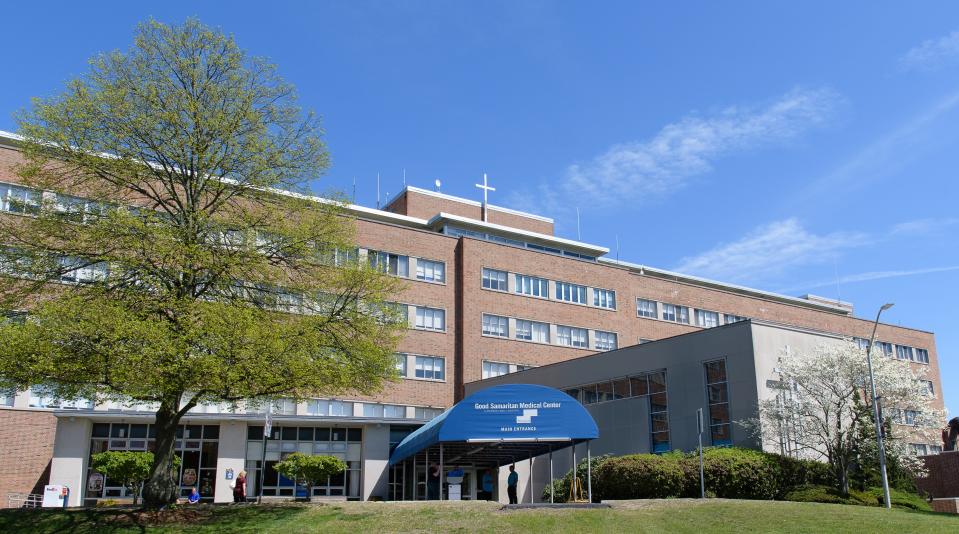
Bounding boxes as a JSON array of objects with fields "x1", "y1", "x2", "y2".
[{"x1": 474, "y1": 173, "x2": 495, "y2": 222}]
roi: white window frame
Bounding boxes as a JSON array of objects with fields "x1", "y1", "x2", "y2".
[
  {"x1": 914, "y1": 348, "x2": 929, "y2": 364},
  {"x1": 482, "y1": 314, "x2": 509, "y2": 337},
  {"x1": 514, "y1": 274, "x2": 549, "y2": 298},
  {"x1": 594, "y1": 330, "x2": 618, "y2": 351},
  {"x1": 482, "y1": 360, "x2": 510, "y2": 379},
  {"x1": 369, "y1": 250, "x2": 409, "y2": 277},
  {"x1": 416, "y1": 258, "x2": 445, "y2": 283},
  {"x1": 662, "y1": 303, "x2": 689, "y2": 324},
  {"x1": 414, "y1": 306, "x2": 446, "y2": 332},
  {"x1": 414, "y1": 355, "x2": 445, "y2": 381},
  {"x1": 696, "y1": 309, "x2": 719, "y2": 328},
  {"x1": 555, "y1": 281, "x2": 588, "y2": 304},
  {"x1": 637, "y1": 298, "x2": 657, "y2": 318},
  {"x1": 724, "y1": 314, "x2": 747, "y2": 325},
  {"x1": 394, "y1": 353, "x2": 408, "y2": 377},
  {"x1": 515, "y1": 319, "x2": 549, "y2": 343},
  {"x1": 592, "y1": 288, "x2": 616, "y2": 309},
  {"x1": 482, "y1": 268, "x2": 508, "y2": 291},
  {"x1": 557, "y1": 325, "x2": 588, "y2": 348}
]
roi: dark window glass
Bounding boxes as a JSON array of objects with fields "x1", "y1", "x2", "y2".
[
  {"x1": 612, "y1": 378, "x2": 630, "y2": 399},
  {"x1": 704, "y1": 361, "x2": 726, "y2": 384},
  {"x1": 176, "y1": 426, "x2": 184, "y2": 438},
  {"x1": 648, "y1": 371, "x2": 667, "y2": 393},
  {"x1": 711, "y1": 424, "x2": 732, "y2": 446},
  {"x1": 299, "y1": 427, "x2": 314, "y2": 441},
  {"x1": 348, "y1": 428, "x2": 362, "y2": 442},
  {"x1": 651, "y1": 432, "x2": 670, "y2": 453},
  {"x1": 564, "y1": 388, "x2": 582, "y2": 403},
  {"x1": 129, "y1": 424, "x2": 148, "y2": 439},
  {"x1": 331, "y1": 429, "x2": 346, "y2": 442},
  {"x1": 148, "y1": 425, "x2": 156, "y2": 438},
  {"x1": 582, "y1": 384, "x2": 599, "y2": 404},
  {"x1": 707, "y1": 384, "x2": 728, "y2": 403},
  {"x1": 708, "y1": 403, "x2": 730, "y2": 426},
  {"x1": 651, "y1": 413, "x2": 669, "y2": 433},
  {"x1": 629, "y1": 376, "x2": 648, "y2": 397},
  {"x1": 247, "y1": 425, "x2": 264, "y2": 441},
  {"x1": 649, "y1": 392, "x2": 668, "y2": 413},
  {"x1": 110, "y1": 424, "x2": 128, "y2": 438},
  {"x1": 314, "y1": 428, "x2": 331, "y2": 441},
  {"x1": 264, "y1": 461, "x2": 279, "y2": 486},
  {"x1": 200, "y1": 441, "x2": 218, "y2": 466},
  {"x1": 596, "y1": 381, "x2": 615, "y2": 402},
  {"x1": 185, "y1": 425, "x2": 203, "y2": 439},
  {"x1": 203, "y1": 425, "x2": 220, "y2": 440},
  {"x1": 281, "y1": 427, "x2": 297, "y2": 441},
  {"x1": 92, "y1": 423, "x2": 110, "y2": 438}
]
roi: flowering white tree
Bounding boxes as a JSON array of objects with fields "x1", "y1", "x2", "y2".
[{"x1": 747, "y1": 341, "x2": 943, "y2": 495}]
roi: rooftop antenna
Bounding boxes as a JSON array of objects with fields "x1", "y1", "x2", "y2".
[
  {"x1": 576, "y1": 207, "x2": 582, "y2": 240},
  {"x1": 434, "y1": 178, "x2": 442, "y2": 192},
  {"x1": 352, "y1": 176, "x2": 356, "y2": 204},
  {"x1": 474, "y1": 173, "x2": 495, "y2": 222},
  {"x1": 834, "y1": 257, "x2": 841, "y2": 305},
  {"x1": 376, "y1": 173, "x2": 381, "y2": 209},
  {"x1": 615, "y1": 234, "x2": 620, "y2": 262},
  {"x1": 403, "y1": 168, "x2": 407, "y2": 188}
]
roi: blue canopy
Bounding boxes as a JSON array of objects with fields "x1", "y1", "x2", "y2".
[{"x1": 389, "y1": 384, "x2": 598, "y2": 465}]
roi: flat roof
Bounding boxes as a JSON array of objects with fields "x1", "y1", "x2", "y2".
[{"x1": 384, "y1": 185, "x2": 554, "y2": 223}]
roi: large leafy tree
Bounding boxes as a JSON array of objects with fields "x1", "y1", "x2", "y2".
[
  {"x1": 0, "y1": 19, "x2": 404, "y2": 507},
  {"x1": 747, "y1": 341, "x2": 942, "y2": 495}
]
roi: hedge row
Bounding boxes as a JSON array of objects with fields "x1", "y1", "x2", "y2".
[{"x1": 590, "y1": 447, "x2": 832, "y2": 501}]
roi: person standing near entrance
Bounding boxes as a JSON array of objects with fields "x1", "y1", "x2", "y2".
[
  {"x1": 481, "y1": 469, "x2": 494, "y2": 501},
  {"x1": 232, "y1": 470, "x2": 247, "y2": 503},
  {"x1": 507, "y1": 465, "x2": 518, "y2": 504},
  {"x1": 427, "y1": 463, "x2": 440, "y2": 500}
]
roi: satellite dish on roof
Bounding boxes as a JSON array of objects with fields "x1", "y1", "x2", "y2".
[{"x1": 434, "y1": 179, "x2": 442, "y2": 192}]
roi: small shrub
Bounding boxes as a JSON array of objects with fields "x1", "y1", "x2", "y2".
[
  {"x1": 867, "y1": 487, "x2": 932, "y2": 511},
  {"x1": 592, "y1": 454, "x2": 687, "y2": 500}
]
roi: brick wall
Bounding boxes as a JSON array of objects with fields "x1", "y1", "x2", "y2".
[
  {"x1": 0, "y1": 409, "x2": 56, "y2": 507},
  {"x1": 384, "y1": 189, "x2": 555, "y2": 235},
  {"x1": 917, "y1": 452, "x2": 959, "y2": 498}
]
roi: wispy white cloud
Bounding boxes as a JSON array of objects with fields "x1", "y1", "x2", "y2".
[
  {"x1": 890, "y1": 217, "x2": 959, "y2": 236},
  {"x1": 511, "y1": 87, "x2": 841, "y2": 216},
  {"x1": 900, "y1": 30, "x2": 959, "y2": 71},
  {"x1": 777, "y1": 266, "x2": 959, "y2": 294},
  {"x1": 671, "y1": 218, "x2": 870, "y2": 284}
]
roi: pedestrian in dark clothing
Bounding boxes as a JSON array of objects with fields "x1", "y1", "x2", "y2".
[
  {"x1": 232, "y1": 470, "x2": 247, "y2": 503},
  {"x1": 507, "y1": 465, "x2": 518, "y2": 504},
  {"x1": 427, "y1": 463, "x2": 441, "y2": 500}
]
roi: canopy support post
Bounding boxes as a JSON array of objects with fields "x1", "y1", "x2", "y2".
[
  {"x1": 413, "y1": 452, "x2": 417, "y2": 501},
  {"x1": 529, "y1": 451, "x2": 534, "y2": 504},
  {"x1": 440, "y1": 443, "x2": 445, "y2": 501},
  {"x1": 587, "y1": 440, "x2": 592, "y2": 504},
  {"x1": 402, "y1": 459, "x2": 406, "y2": 501},
  {"x1": 571, "y1": 443, "x2": 576, "y2": 501},
  {"x1": 549, "y1": 445, "x2": 554, "y2": 504}
]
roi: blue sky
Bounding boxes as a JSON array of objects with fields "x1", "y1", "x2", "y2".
[{"x1": 3, "y1": 2, "x2": 958, "y2": 414}]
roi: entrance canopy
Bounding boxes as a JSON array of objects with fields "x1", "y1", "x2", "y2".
[{"x1": 389, "y1": 384, "x2": 598, "y2": 467}]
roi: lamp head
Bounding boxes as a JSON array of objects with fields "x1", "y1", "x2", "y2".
[{"x1": 880, "y1": 303, "x2": 894, "y2": 311}]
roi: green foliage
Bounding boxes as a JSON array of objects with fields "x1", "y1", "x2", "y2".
[
  {"x1": 273, "y1": 453, "x2": 345, "y2": 499},
  {"x1": 0, "y1": 18, "x2": 404, "y2": 508},
  {"x1": 783, "y1": 485, "x2": 931, "y2": 511},
  {"x1": 589, "y1": 448, "x2": 836, "y2": 501},
  {"x1": 542, "y1": 454, "x2": 610, "y2": 502},
  {"x1": 90, "y1": 451, "x2": 180, "y2": 505}
]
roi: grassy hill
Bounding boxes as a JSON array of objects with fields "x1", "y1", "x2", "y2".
[{"x1": 1, "y1": 499, "x2": 956, "y2": 533}]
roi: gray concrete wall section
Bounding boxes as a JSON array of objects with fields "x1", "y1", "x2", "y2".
[{"x1": 467, "y1": 321, "x2": 763, "y2": 454}]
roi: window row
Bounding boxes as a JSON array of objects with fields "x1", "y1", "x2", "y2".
[
  {"x1": 395, "y1": 353, "x2": 446, "y2": 381},
  {"x1": 0, "y1": 182, "x2": 111, "y2": 222},
  {"x1": 481, "y1": 360, "x2": 534, "y2": 379},
  {"x1": 853, "y1": 337, "x2": 930, "y2": 365},
  {"x1": 637, "y1": 298, "x2": 745, "y2": 328},
  {"x1": 367, "y1": 250, "x2": 446, "y2": 283},
  {"x1": 481, "y1": 268, "x2": 617, "y2": 310},
  {"x1": 445, "y1": 225, "x2": 598, "y2": 261},
  {"x1": 481, "y1": 313, "x2": 617, "y2": 351}
]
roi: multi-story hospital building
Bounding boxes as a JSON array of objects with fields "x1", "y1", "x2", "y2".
[{"x1": 0, "y1": 131, "x2": 944, "y2": 506}]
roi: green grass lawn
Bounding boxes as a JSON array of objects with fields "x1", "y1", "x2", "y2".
[{"x1": 1, "y1": 499, "x2": 956, "y2": 534}]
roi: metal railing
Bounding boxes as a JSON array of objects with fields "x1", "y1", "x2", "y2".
[{"x1": 7, "y1": 492, "x2": 44, "y2": 508}]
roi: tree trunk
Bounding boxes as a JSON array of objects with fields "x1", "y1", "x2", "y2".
[{"x1": 142, "y1": 397, "x2": 182, "y2": 508}]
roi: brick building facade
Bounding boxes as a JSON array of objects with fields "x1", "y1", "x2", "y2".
[{"x1": 0, "y1": 131, "x2": 945, "y2": 505}]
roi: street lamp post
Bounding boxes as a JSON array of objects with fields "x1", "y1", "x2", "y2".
[{"x1": 865, "y1": 303, "x2": 894, "y2": 510}]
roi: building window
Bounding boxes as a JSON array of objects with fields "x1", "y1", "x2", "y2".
[
  {"x1": 0, "y1": 183, "x2": 41, "y2": 215},
  {"x1": 896, "y1": 345, "x2": 913, "y2": 361},
  {"x1": 593, "y1": 288, "x2": 616, "y2": 309},
  {"x1": 929, "y1": 444, "x2": 943, "y2": 454},
  {"x1": 515, "y1": 319, "x2": 549, "y2": 343},
  {"x1": 482, "y1": 268, "x2": 508, "y2": 291},
  {"x1": 482, "y1": 361, "x2": 510, "y2": 379},
  {"x1": 368, "y1": 251, "x2": 409, "y2": 277},
  {"x1": 594, "y1": 331, "x2": 618, "y2": 351},
  {"x1": 639, "y1": 338, "x2": 653, "y2": 344},
  {"x1": 921, "y1": 380, "x2": 935, "y2": 396},
  {"x1": 648, "y1": 371, "x2": 670, "y2": 453},
  {"x1": 637, "y1": 299, "x2": 657, "y2": 318},
  {"x1": 59, "y1": 257, "x2": 109, "y2": 284},
  {"x1": 853, "y1": 337, "x2": 870, "y2": 350},
  {"x1": 414, "y1": 356, "x2": 445, "y2": 380},
  {"x1": 415, "y1": 259, "x2": 445, "y2": 283},
  {"x1": 555, "y1": 282, "x2": 587, "y2": 304},
  {"x1": 695, "y1": 310, "x2": 719, "y2": 328},
  {"x1": 0, "y1": 388, "x2": 15, "y2": 407},
  {"x1": 482, "y1": 314, "x2": 509, "y2": 337},
  {"x1": 910, "y1": 443, "x2": 928, "y2": 456},
  {"x1": 724, "y1": 314, "x2": 747, "y2": 325},
  {"x1": 915, "y1": 348, "x2": 929, "y2": 364},
  {"x1": 557, "y1": 325, "x2": 588, "y2": 348},
  {"x1": 661, "y1": 303, "x2": 689, "y2": 324},
  {"x1": 384, "y1": 404, "x2": 406, "y2": 418},
  {"x1": 28, "y1": 387, "x2": 92, "y2": 410},
  {"x1": 899, "y1": 409, "x2": 919, "y2": 426},
  {"x1": 874, "y1": 341, "x2": 893, "y2": 357},
  {"x1": 414, "y1": 407, "x2": 443, "y2": 420},
  {"x1": 394, "y1": 354, "x2": 408, "y2": 377},
  {"x1": 330, "y1": 247, "x2": 359, "y2": 266},
  {"x1": 414, "y1": 307, "x2": 445, "y2": 331},
  {"x1": 515, "y1": 274, "x2": 548, "y2": 297},
  {"x1": 704, "y1": 360, "x2": 732, "y2": 447},
  {"x1": 362, "y1": 403, "x2": 384, "y2": 418}
]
